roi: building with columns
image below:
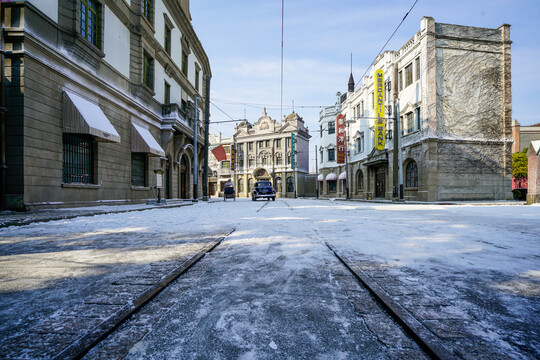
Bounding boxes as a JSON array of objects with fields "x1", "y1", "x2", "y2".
[
  {"x1": 1, "y1": 0, "x2": 210, "y2": 210},
  {"x1": 209, "y1": 109, "x2": 311, "y2": 198},
  {"x1": 319, "y1": 17, "x2": 513, "y2": 201}
]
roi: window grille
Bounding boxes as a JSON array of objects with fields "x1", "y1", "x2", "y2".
[
  {"x1": 131, "y1": 153, "x2": 146, "y2": 186},
  {"x1": 62, "y1": 134, "x2": 94, "y2": 184},
  {"x1": 406, "y1": 161, "x2": 418, "y2": 188}
]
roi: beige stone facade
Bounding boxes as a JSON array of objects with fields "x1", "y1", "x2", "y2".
[
  {"x1": 1, "y1": 0, "x2": 210, "y2": 210},
  {"x1": 209, "y1": 110, "x2": 311, "y2": 198},
  {"x1": 319, "y1": 17, "x2": 513, "y2": 202}
]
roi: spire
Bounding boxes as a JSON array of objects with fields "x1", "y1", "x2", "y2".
[
  {"x1": 348, "y1": 53, "x2": 354, "y2": 92},
  {"x1": 348, "y1": 73, "x2": 355, "y2": 92}
]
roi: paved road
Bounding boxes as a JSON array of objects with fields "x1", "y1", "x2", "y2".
[{"x1": 86, "y1": 200, "x2": 429, "y2": 359}]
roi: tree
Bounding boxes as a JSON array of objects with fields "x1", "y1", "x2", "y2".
[{"x1": 512, "y1": 148, "x2": 528, "y2": 188}]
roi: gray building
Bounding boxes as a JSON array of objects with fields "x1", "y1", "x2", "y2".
[
  {"x1": 1, "y1": 0, "x2": 210, "y2": 210},
  {"x1": 320, "y1": 17, "x2": 513, "y2": 201}
]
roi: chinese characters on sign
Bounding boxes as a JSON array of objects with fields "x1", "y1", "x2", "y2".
[
  {"x1": 230, "y1": 144, "x2": 236, "y2": 170},
  {"x1": 374, "y1": 69, "x2": 385, "y2": 151},
  {"x1": 336, "y1": 114, "x2": 345, "y2": 164}
]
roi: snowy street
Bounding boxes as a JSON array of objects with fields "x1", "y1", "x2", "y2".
[{"x1": 0, "y1": 199, "x2": 539, "y2": 359}]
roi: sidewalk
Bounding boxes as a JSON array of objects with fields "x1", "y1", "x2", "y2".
[{"x1": 0, "y1": 200, "x2": 198, "y2": 228}]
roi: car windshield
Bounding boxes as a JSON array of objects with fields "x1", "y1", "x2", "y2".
[{"x1": 257, "y1": 181, "x2": 272, "y2": 187}]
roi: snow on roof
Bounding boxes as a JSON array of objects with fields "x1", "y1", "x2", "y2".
[
  {"x1": 132, "y1": 123, "x2": 165, "y2": 157},
  {"x1": 529, "y1": 140, "x2": 540, "y2": 155}
]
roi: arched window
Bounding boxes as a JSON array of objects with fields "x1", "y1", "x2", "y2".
[
  {"x1": 286, "y1": 177, "x2": 294, "y2": 192},
  {"x1": 406, "y1": 161, "x2": 418, "y2": 188},
  {"x1": 238, "y1": 179, "x2": 244, "y2": 193},
  {"x1": 248, "y1": 178, "x2": 253, "y2": 192},
  {"x1": 357, "y1": 170, "x2": 364, "y2": 190},
  {"x1": 275, "y1": 177, "x2": 282, "y2": 192}
]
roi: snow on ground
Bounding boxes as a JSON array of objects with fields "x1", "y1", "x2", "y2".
[{"x1": 1, "y1": 199, "x2": 539, "y2": 359}]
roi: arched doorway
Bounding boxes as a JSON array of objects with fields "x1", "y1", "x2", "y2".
[{"x1": 180, "y1": 155, "x2": 189, "y2": 199}]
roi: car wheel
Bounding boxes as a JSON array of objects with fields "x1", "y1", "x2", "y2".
[
  {"x1": 252, "y1": 195, "x2": 255, "y2": 201},
  {"x1": 272, "y1": 197, "x2": 275, "y2": 201}
]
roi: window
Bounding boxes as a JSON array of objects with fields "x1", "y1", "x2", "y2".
[
  {"x1": 286, "y1": 177, "x2": 294, "y2": 192},
  {"x1": 224, "y1": 146, "x2": 230, "y2": 154},
  {"x1": 265, "y1": 140, "x2": 270, "y2": 147},
  {"x1": 221, "y1": 161, "x2": 230, "y2": 169},
  {"x1": 164, "y1": 25, "x2": 171, "y2": 55},
  {"x1": 80, "y1": 0, "x2": 99, "y2": 47},
  {"x1": 248, "y1": 178, "x2": 253, "y2": 192},
  {"x1": 248, "y1": 142, "x2": 253, "y2": 151},
  {"x1": 328, "y1": 180, "x2": 336, "y2": 192},
  {"x1": 406, "y1": 161, "x2": 418, "y2": 188},
  {"x1": 328, "y1": 121, "x2": 335, "y2": 134},
  {"x1": 131, "y1": 153, "x2": 147, "y2": 186},
  {"x1": 360, "y1": 101, "x2": 364, "y2": 116},
  {"x1": 357, "y1": 170, "x2": 364, "y2": 190},
  {"x1": 164, "y1": 82, "x2": 170, "y2": 104},
  {"x1": 406, "y1": 112, "x2": 414, "y2": 133},
  {"x1": 416, "y1": 107, "x2": 421, "y2": 130},
  {"x1": 328, "y1": 148, "x2": 335, "y2": 162},
  {"x1": 276, "y1": 139, "x2": 281, "y2": 148},
  {"x1": 320, "y1": 149, "x2": 323, "y2": 163},
  {"x1": 143, "y1": 51, "x2": 154, "y2": 89},
  {"x1": 405, "y1": 63, "x2": 413, "y2": 87},
  {"x1": 276, "y1": 154, "x2": 282, "y2": 165},
  {"x1": 320, "y1": 125, "x2": 323, "y2": 137},
  {"x1": 287, "y1": 152, "x2": 291, "y2": 165},
  {"x1": 415, "y1": 57, "x2": 420, "y2": 81},
  {"x1": 398, "y1": 70, "x2": 403, "y2": 91},
  {"x1": 182, "y1": 51, "x2": 188, "y2": 76},
  {"x1": 262, "y1": 156, "x2": 267, "y2": 166},
  {"x1": 63, "y1": 134, "x2": 95, "y2": 184},
  {"x1": 238, "y1": 155, "x2": 244, "y2": 169},
  {"x1": 142, "y1": 0, "x2": 152, "y2": 23},
  {"x1": 357, "y1": 133, "x2": 364, "y2": 153},
  {"x1": 195, "y1": 69, "x2": 200, "y2": 92},
  {"x1": 257, "y1": 141, "x2": 263, "y2": 148},
  {"x1": 248, "y1": 157, "x2": 254, "y2": 168},
  {"x1": 238, "y1": 179, "x2": 244, "y2": 193},
  {"x1": 238, "y1": 143, "x2": 243, "y2": 152}
]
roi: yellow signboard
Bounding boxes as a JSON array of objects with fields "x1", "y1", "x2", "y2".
[{"x1": 374, "y1": 69, "x2": 385, "y2": 150}]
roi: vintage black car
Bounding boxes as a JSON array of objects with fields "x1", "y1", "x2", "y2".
[{"x1": 252, "y1": 181, "x2": 276, "y2": 201}]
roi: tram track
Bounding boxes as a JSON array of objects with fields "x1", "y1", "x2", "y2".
[
  {"x1": 325, "y1": 242, "x2": 459, "y2": 360},
  {"x1": 53, "y1": 228, "x2": 236, "y2": 360}
]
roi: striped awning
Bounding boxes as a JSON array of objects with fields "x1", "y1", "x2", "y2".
[
  {"x1": 339, "y1": 171, "x2": 347, "y2": 180},
  {"x1": 317, "y1": 174, "x2": 324, "y2": 182},
  {"x1": 62, "y1": 90, "x2": 120, "y2": 143},
  {"x1": 326, "y1": 173, "x2": 337, "y2": 181},
  {"x1": 131, "y1": 123, "x2": 165, "y2": 157}
]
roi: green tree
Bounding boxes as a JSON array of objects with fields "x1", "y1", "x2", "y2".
[{"x1": 512, "y1": 148, "x2": 528, "y2": 188}]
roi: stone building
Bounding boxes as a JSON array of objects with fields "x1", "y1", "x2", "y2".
[
  {"x1": 527, "y1": 141, "x2": 540, "y2": 204},
  {"x1": 1, "y1": 0, "x2": 210, "y2": 210},
  {"x1": 512, "y1": 120, "x2": 540, "y2": 153},
  {"x1": 207, "y1": 132, "x2": 234, "y2": 197},
  {"x1": 209, "y1": 109, "x2": 311, "y2": 198},
  {"x1": 319, "y1": 17, "x2": 513, "y2": 201}
]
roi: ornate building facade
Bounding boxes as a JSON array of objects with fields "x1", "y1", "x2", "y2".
[
  {"x1": 319, "y1": 17, "x2": 513, "y2": 201},
  {"x1": 209, "y1": 109, "x2": 311, "y2": 198},
  {"x1": 1, "y1": 0, "x2": 210, "y2": 210}
]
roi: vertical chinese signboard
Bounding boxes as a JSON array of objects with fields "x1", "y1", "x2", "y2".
[
  {"x1": 374, "y1": 69, "x2": 385, "y2": 150},
  {"x1": 336, "y1": 114, "x2": 345, "y2": 164},
  {"x1": 230, "y1": 144, "x2": 236, "y2": 170}
]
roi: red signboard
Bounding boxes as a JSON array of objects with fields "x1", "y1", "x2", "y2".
[{"x1": 336, "y1": 114, "x2": 345, "y2": 164}]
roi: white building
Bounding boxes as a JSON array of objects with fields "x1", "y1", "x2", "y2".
[{"x1": 319, "y1": 17, "x2": 512, "y2": 202}]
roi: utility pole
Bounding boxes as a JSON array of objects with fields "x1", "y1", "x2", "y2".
[
  {"x1": 203, "y1": 75, "x2": 210, "y2": 201},
  {"x1": 193, "y1": 95, "x2": 198, "y2": 201},
  {"x1": 315, "y1": 145, "x2": 319, "y2": 199}
]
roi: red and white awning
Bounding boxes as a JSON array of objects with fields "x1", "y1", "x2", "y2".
[
  {"x1": 317, "y1": 174, "x2": 324, "y2": 182},
  {"x1": 326, "y1": 173, "x2": 337, "y2": 181},
  {"x1": 339, "y1": 171, "x2": 347, "y2": 180}
]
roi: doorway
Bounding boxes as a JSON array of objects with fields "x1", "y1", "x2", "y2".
[
  {"x1": 180, "y1": 156, "x2": 188, "y2": 199},
  {"x1": 375, "y1": 167, "x2": 386, "y2": 198}
]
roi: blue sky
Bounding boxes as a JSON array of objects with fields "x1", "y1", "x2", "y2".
[{"x1": 191, "y1": 0, "x2": 540, "y2": 150}]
